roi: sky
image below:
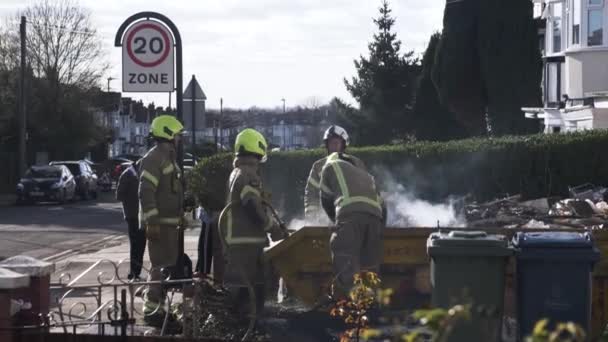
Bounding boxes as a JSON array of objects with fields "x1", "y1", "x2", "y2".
[{"x1": 0, "y1": 0, "x2": 444, "y2": 110}]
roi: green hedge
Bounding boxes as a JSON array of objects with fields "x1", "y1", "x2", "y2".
[{"x1": 188, "y1": 131, "x2": 608, "y2": 221}]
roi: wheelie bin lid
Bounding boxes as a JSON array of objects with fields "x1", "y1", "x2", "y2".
[
  {"x1": 513, "y1": 232, "x2": 601, "y2": 261},
  {"x1": 427, "y1": 230, "x2": 512, "y2": 257},
  {"x1": 513, "y1": 232, "x2": 593, "y2": 248}
]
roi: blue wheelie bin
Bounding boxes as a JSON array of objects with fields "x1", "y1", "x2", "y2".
[{"x1": 513, "y1": 232, "x2": 600, "y2": 340}]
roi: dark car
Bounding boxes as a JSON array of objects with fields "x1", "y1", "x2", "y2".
[
  {"x1": 16, "y1": 165, "x2": 77, "y2": 205},
  {"x1": 108, "y1": 157, "x2": 139, "y2": 181},
  {"x1": 112, "y1": 160, "x2": 134, "y2": 181},
  {"x1": 49, "y1": 160, "x2": 98, "y2": 200}
]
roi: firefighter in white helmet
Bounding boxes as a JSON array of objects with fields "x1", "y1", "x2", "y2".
[{"x1": 304, "y1": 125, "x2": 365, "y2": 222}]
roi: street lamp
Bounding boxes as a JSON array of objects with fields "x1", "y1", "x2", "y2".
[
  {"x1": 281, "y1": 98, "x2": 286, "y2": 114},
  {"x1": 107, "y1": 77, "x2": 115, "y2": 92}
]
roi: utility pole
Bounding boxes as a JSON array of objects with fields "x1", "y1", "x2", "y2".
[
  {"x1": 213, "y1": 116, "x2": 218, "y2": 153},
  {"x1": 219, "y1": 98, "x2": 223, "y2": 151},
  {"x1": 18, "y1": 16, "x2": 26, "y2": 177},
  {"x1": 281, "y1": 98, "x2": 286, "y2": 150}
]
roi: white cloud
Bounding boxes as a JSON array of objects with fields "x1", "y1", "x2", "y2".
[{"x1": 0, "y1": 0, "x2": 444, "y2": 109}]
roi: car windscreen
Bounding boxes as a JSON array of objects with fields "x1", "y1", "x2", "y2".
[
  {"x1": 25, "y1": 167, "x2": 61, "y2": 178},
  {"x1": 60, "y1": 164, "x2": 81, "y2": 176}
]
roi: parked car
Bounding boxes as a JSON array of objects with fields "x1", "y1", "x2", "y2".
[
  {"x1": 112, "y1": 161, "x2": 134, "y2": 181},
  {"x1": 115, "y1": 154, "x2": 142, "y2": 162},
  {"x1": 98, "y1": 172, "x2": 112, "y2": 192},
  {"x1": 16, "y1": 165, "x2": 76, "y2": 205},
  {"x1": 84, "y1": 159, "x2": 105, "y2": 176},
  {"x1": 49, "y1": 160, "x2": 98, "y2": 200},
  {"x1": 108, "y1": 157, "x2": 138, "y2": 181}
]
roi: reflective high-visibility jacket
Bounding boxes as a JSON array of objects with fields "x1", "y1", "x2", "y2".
[
  {"x1": 138, "y1": 142, "x2": 183, "y2": 227},
  {"x1": 319, "y1": 153, "x2": 384, "y2": 222},
  {"x1": 220, "y1": 156, "x2": 275, "y2": 246},
  {"x1": 305, "y1": 154, "x2": 366, "y2": 220}
]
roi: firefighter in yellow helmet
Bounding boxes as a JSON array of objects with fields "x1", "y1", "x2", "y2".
[
  {"x1": 319, "y1": 152, "x2": 386, "y2": 298},
  {"x1": 139, "y1": 115, "x2": 185, "y2": 328},
  {"x1": 218, "y1": 128, "x2": 287, "y2": 316}
]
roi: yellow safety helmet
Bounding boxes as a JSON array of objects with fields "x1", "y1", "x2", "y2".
[
  {"x1": 150, "y1": 115, "x2": 184, "y2": 140},
  {"x1": 234, "y1": 128, "x2": 268, "y2": 162}
]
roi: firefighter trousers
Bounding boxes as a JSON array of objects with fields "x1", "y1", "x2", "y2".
[
  {"x1": 330, "y1": 212, "x2": 384, "y2": 297},
  {"x1": 145, "y1": 224, "x2": 179, "y2": 309}
]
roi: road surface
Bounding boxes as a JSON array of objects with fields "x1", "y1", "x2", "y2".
[{"x1": 0, "y1": 192, "x2": 126, "y2": 260}]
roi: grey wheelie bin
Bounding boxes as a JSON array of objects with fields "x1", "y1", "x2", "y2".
[
  {"x1": 427, "y1": 230, "x2": 512, "y2": 341},
  {"x1": 513, "y1": 232, "x2": 600, "y2": 341}
]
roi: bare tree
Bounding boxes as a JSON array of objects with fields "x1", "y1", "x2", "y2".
[
  {"x1": 0, "y1": 1, "x2": 110, "y2": 159},
  {"x1": 3, "y1": 0, "x2": 108, "y2": 88},
  {"x1": 302, "y1": 96, "x2": 326, "y2": 110},
  {"x1": 0, "y1": 28, "x2": 19, "y2": 71}
]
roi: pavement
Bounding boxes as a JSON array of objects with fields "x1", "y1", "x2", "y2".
[{"x1": 47, "y1": 217, "x2": 202, "y2": 335}]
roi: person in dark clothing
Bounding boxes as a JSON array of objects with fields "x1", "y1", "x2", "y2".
[
  {"x1": 195, "y1": 206, "x2": 213, "y2": 275},
  {"x1": 116, "y1": 162, "x2": 146, "y2": 280},
  {"x1": 195, "y1": 207, "x2": 226, "y2": 282}
]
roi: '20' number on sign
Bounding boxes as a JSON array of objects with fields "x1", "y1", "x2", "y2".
[{"x1": 133, "y1": 37, "x2": 164, "y2": 54}]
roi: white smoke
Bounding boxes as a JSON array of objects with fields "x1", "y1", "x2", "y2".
[
  {"x1": 382, "y1": 184, "x2": 465, "y2": 227},
  {"x1": 286, "y1": 213, "x2": 331, "y2": 231},
  {"x1": 277, "y1": 165, "x2": 466, "y2": 232},
  {"x1": 375, "y1": 166, "x2": 466, "y2": 227}
]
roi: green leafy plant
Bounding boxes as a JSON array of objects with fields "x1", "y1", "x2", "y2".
[
  {"x1": 330, "y1": 271, "x2": 385, "y2": 342},
  {"x1": 525, "y1": 319, "x2": 586, "y2": 342},
  {"x1": 405, "y1": 305, "x2": 471, "y2": 342}
]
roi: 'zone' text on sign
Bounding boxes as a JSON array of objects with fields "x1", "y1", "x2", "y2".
[{"x1": 128, "y1": 73, "x2": 169, "y2": 85}]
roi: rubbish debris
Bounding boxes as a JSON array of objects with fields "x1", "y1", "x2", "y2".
[
  {"x1": 523, "y1": 220, "x2": 550, "y2": 229},
  {"x1": 569, "y1": 183, "x2": 608, "y2": 202},
  {"x1": 549, "y1": 199, "x2": 596, "y2": 217},
  {"x1": 596, "y1": 201, "x2": 608, "y2": 215},
  {"x1": 464, "y1": 184, "x2": 608, "y2": 230}
]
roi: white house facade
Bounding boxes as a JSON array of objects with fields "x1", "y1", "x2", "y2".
[{"x1": 524, "y1": 0, "x2": 608, "y2": 132}]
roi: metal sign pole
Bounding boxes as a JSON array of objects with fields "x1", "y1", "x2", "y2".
[
  {"x1": 115, "y1": 12, "x2": 188, "y2": 278},
  {"x1": 191, "y1": 75, "x2": 196, "y2": 149}
]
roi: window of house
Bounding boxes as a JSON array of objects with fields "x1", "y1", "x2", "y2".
[
  {"x1": 588, "y1": 8, "x2": 604, "y2": 46},
  {"x1": 552, "y1": 3, "x2": 563, "y2": 52},
  {"x1": 552, "y1": 126, "x2": 562, "y2": 133},
  {"x1": 547, "y1": 62, "x2": 561, "y2": 105},
  {"x1": 573, "y1": 0, "x2": 581, "y2": 44}
]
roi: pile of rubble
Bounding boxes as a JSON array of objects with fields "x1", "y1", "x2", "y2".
[{"x1": 464, "y1": 183, "x2": 608, "y2": 230}]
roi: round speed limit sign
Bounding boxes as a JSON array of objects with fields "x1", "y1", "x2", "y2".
[{"x1": 122, "y1": 20, "x2": 174, "y2": 92}]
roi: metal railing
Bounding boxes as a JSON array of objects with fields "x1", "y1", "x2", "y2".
[{"x1": 14, "y1": 259, "x2": 196, "y2": 337}]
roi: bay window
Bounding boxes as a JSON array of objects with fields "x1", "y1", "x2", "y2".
[
  {"x1": 588, "y1": 0, "x2": 604, "y2": 46},
  {"x1": 553, "y1": 3, "x2": 563, "y2": 52}
]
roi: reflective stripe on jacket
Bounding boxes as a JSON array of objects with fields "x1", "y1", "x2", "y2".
[
  {"x1": 305, "y1": 154, "x2": 366, "y2": 219},
  {"x1": 138, "y1": 142, "x2": 183, "y2": 227},
  {"x1": 320, "y1": 153, "x2": 383, "y2": 221},
  {"x1": 219, "y1": 156, "x2": 273, "y2": 246}
]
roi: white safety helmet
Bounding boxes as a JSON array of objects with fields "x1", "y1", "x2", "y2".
[{"x1": 323, "y1": 125, "x2": 350, "y2": 146}]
